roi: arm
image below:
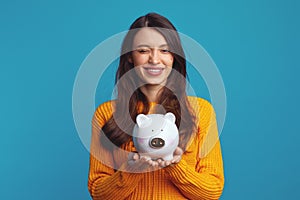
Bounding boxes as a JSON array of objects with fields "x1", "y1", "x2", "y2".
[
  {"x1": 164, "y1": 100, "x2": 224, "y2": 200},
  {"x1": 88, "y1": 103, "x2": 144, "y2": 200}
]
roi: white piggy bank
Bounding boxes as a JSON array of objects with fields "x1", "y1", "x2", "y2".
[{"x1": 132, "y1": 112, "x2": 179, "y2": 161}]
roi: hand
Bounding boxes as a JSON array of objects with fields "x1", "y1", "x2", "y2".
[
  {"x1": 157, "y1": 147, "x2": 183, "y2": 168},
  {"x1": 127, "y1": 152, "x2": 159, "y2": 173}
]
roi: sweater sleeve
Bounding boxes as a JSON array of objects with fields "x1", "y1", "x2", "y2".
[
  {"x1": 88, "y1": 102, "x2": 144, "y2": 200},
  {"x1": 164, "y1": 98, "x2": 225, "y2": 200}
]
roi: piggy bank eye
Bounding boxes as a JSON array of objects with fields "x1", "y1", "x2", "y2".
[
  {"x1": 152, "y1": 130, "x2": 154, "y2": 132},
  {"x1": 161, "y1": 129, "x2": 163, "y2": 131}
]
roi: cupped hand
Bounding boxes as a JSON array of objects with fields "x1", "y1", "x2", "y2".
[
  {"x1": 157, "y1": 147, "x2": 183, "y2": 168},
  {"x1": 127, "y1": 147, "x2": 184, "y2": 171},
  {"x1": 127, "y1": 152, "x2": 159, "y2": 172}
]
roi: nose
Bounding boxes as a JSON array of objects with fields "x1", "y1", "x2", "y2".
[
  {"x1": 150, "y1": 138, "x2": 165, "y2": 148},
  {"x1": 149, "y1": 49, "x2": 160, "y2": 64}
]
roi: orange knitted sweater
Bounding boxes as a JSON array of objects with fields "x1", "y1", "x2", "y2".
[{"x1": 88, "y1": 96, "x2": 224, "y2": 200}]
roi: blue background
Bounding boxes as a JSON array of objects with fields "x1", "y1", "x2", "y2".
[{"x1": 1, "y1": 0, "x2": 299, "y2": 199}]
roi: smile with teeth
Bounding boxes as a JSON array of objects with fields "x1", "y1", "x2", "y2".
[{"x1": 144, "y1": 67, "x2": 164, "y2": 76}]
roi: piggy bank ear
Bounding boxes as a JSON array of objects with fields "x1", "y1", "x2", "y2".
[
  {"x1": 136, "y1": 114, "x2": 152, "y2": 128},
  {"x1": 164, "y1": 112, "x2": 176, "y2": 124}
]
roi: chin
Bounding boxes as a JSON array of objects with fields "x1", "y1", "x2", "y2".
[{"x1": 143, "y1": 79, "x2": 167, "y2": 86}]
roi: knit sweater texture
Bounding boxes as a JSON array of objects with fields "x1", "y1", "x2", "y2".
[{"x1": 88, "y1": 96, "x2": 224, "y2": 200}]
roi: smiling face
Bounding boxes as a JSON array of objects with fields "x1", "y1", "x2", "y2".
[{"x1": 130, "y1": 28, "x2": 174, "y2": 86}]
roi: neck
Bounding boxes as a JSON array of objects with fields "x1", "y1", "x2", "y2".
[{"x1": 140, "y1": 84, "x2": 163, "y2": 102}]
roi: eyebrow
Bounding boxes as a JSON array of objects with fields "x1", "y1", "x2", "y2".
[{"x1": 135, "y1": 44, "x2": 169, "y2": 48}]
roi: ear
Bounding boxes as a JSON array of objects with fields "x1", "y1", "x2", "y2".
[
  {"x1": 164, "y1": 112, "x2": 176, "y2": 124},
  {"x1": 136, "y1": 114, "x2": 152, "y2": 128},
  {"x1": 128, "y1": 55, "x2": 133, "y2": 63}
]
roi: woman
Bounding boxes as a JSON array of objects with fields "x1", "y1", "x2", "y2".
[{"x1": 88, "y1": 13, "x2": 224, "y2": 200}]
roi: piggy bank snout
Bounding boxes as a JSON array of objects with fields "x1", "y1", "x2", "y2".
[{"x1": 150, "y1": 138, "x2": 165, "y2": 148}]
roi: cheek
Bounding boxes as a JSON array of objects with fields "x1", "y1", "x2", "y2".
[
  {"x1": 132, "y1": 54, "x2": 148, "y2": 66},
  {"x1": 164, "y1": 55, "x2": 174, "y2": 66},
  {"x1": 170, "y1": 58, "x2": 174, "y2": 66}
]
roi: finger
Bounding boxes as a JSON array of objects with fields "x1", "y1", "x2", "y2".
[
  {"x1": 148, "y1": 159, "x2": 155, "y2": 166},
  {"x1": 140, "y1": 155, "x2": 152, "y2": 162},
  {"x1": 152, "y1": 161, "x2": 159, "y2": 167},
  {"x1": 171, "y1": 156, "x2": 181, "y2": 164},
  {"x1": 153, "y1": 160, "x2": 161, "y2": 167},
  {"x1": 147, "y1": 159, "x2": 153, "y2": 165},
  {"x1": 165, "y1": 160, "x2": 171, "y2": 166},
  {"x1": 159, "y1": 162, "x2": 165, "y2": 168},
  {"x1": 159, "y1": 161, "x2": 168, "y2": 168},
  {"x1": 174, "y1": 147, "x2": 183, "y2": 155},
  {"x1": 133, "y1": 153, "x2": 139, "y2": 160},
  {"x1": 128, "y1": 159, "x2": 136, "y2": 166}
]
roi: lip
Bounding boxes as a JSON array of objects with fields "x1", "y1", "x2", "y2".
[{"x1": 143, "y1": 67, "x2": 164, "y2": 76}]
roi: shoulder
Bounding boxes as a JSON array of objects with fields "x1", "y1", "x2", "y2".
[
  {"x1": 93, "y1": 100, "x2": 116, "y2": 127},
  {"x1": 95, "y1": 100, "x2": 115, "y2": 114},
  {"x1": 187, "y1": 96, "x2": 216, "y2": 126},
  {"x1": 187, "y1": 96, "x2": 214, "y2": 114}
]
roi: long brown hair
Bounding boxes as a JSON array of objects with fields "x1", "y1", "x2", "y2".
[{"x1": 101, "y1": 13, "x2": 196, "y2": 151}]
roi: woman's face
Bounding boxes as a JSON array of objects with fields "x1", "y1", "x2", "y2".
[{"x1": 130, "y1": 28, "x2": 174, "y2": 86}]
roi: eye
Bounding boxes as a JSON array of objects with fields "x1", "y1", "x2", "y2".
[
  {"x1": 161, "y1": 129, "x2": 163, "y2": 131},
  {"x1": 152, "y1": 130, "x2": 154, "y2": 132},
  {"x1": 160, "y1": 49, "x2": 170, "y2": 53},
  {"x1": 136, "y1": 49, "x2": 150, "y2": 54}
]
